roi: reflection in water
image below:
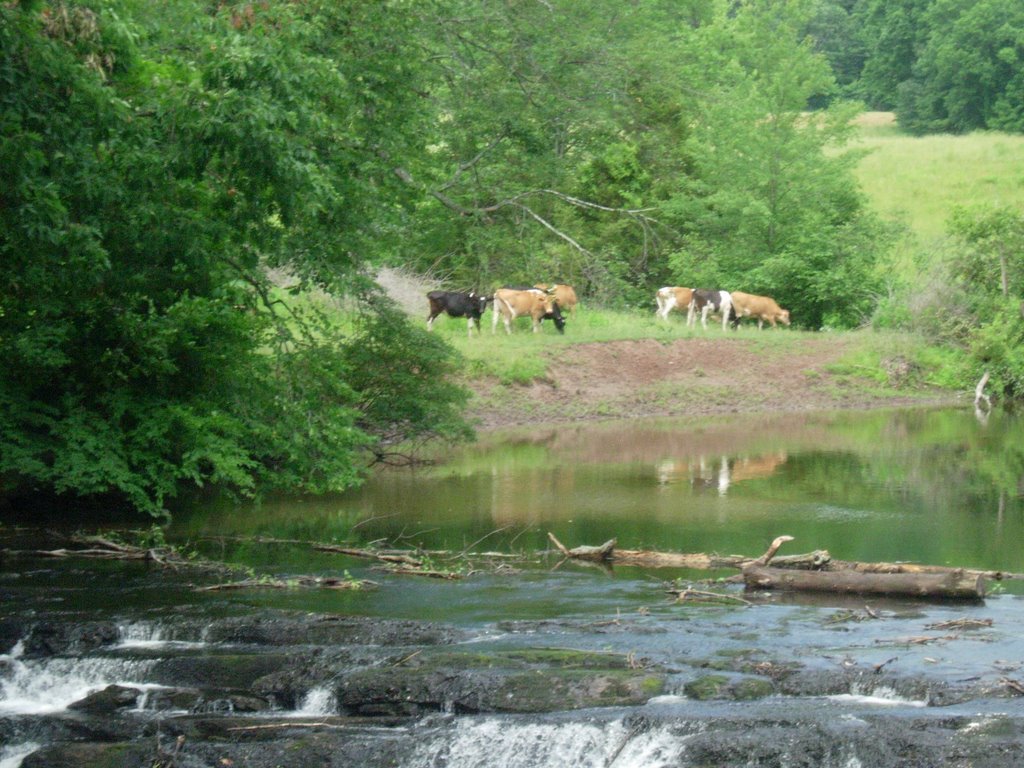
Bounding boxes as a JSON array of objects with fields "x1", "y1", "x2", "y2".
[
  {"x1": 657, "y1": 452, "x2": 788, "y2": 496},
  {"x1": 176, "y1": 407, "x2": 1024, "y2": 577}
]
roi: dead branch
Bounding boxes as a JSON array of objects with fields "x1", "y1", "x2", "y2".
[
  {"x1": 313, "y1": 544, "x2": 423, "y2": 567},
  {"x1": 548, "y1": 532, "x2": 615, "y2": 561},
  {"x1": 754, "y1": 535, "x2": 795, "y2": 565},
  {"x1": 667, "y1": 587, "x2": 753, "y2": 607},
  {"x1": 196, "y1": 576, "x2": 377, "y2": 592},
  {"x1": 975, "y1": 371, "x2": 992, "y2": 410},
  {"x1": 1002, "y1": 678, "x2": 1024, "y2": 696},
  {"x1": 226, "y1": 721, "x2": 343, "y2": 732},
  {"x1": 873, "y1": 657, "x2": 899, "y2": 673},
  {"x1": 375, "y1": 566, "x2": 464, "y2": 580},
  {"x1": 925, "y1": 618, "x2": 993, "y2": 631}
]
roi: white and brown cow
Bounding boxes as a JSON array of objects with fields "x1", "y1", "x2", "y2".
[
  {"x1": 689, "y1": 289, "x2": 733, "y2": 331},
  {"x1": 655, "y1": 286, "x2": 694, "y2": 321},
  {"x1": 729, "y1": 291, "x2": 790, "y2": 329},
  {"x1": 535, "y1": 283, "x2": 578, "y2": 315},
  {"x1": 492, "y1": 288, "x2": 566, "y2": 334}
]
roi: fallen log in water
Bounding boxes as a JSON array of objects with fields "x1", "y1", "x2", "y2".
[
  {"x1": 546, "y1": 533, "x2": 830, "y2": 571},
  {"x1": 548, "y1": 532, "x2": 1006, "y2": 601},
  {"x1": 743, "y1": 565, "x2": 986, "y2": 601}
]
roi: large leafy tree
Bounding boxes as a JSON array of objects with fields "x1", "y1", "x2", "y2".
[
  {"x1": 663, "y1": 0, "x2": 883, "y2": 328},
  {"x1": 1, "y1": 0, "x2": 470, "y2": 517}
]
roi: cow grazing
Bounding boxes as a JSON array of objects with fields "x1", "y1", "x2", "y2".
[
  {"x1": 729, "y1": 291, "x2": 790, "y2": 329},
  {"x1": 655, "y1": 286, "x2": 694, "y2": 321},
  {"x1": 689, "y1": 289, "x2": 733, "y2": 331},
  {"x1": 492, "y1": 288, "x2": 566, "y2": 334},
  {"x1": 426, "y1": 291, "x2": 491, "y2": 337},
  {"x1": 535, "y1": 283, "x2": 578, "y2": 315}
]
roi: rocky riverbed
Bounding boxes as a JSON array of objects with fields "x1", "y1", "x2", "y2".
[{"x1": 4, "y1": 536, "x2": 1024, "y2": 768}]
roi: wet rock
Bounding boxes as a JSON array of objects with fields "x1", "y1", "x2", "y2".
[
  {"x1": 67, "y1": 684, "x2": 140, "y2": 714},
  {"x1": 0, "y1": 618, "x2": 24, "y2": 653},
  {"x1": 149, "y1": 652, "x2": 301, "y2": 690},
  {"x1": 336, "y1": 666, "x2": 665, "y2": 716},
  {"x1": 21, "y1": 621, "x2": 119, "y2": 657},
  {"x1": 189, "y1": 692, "x2": 270, "y2": 714},
  {"x1": 20, "y1": 741, "x2": 200, "y2": 768},
  {"x1": 202, "y1": 615, "x2": 466, "y2": 647}
]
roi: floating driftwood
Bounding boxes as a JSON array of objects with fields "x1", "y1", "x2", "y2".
[
  {"x1": 4, "y1": 534, "x2": 235, "y2": 573},
  {"x1": 742, "y1": 565, "x2": 986, "y2": 601},
  {"x1": 196, "y1": 576, "x2": 378, "y2": 592},
  {"x1": 546, "y1": 533, "x2": 830, "y2": 572},
  {"x1": 549, "y1": 532, "x2": 1000, "y2": 602}
]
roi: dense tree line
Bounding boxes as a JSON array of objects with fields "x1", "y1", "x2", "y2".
[{"x1": 810, "y1": 0, "x2": 1024, "y2": 134}]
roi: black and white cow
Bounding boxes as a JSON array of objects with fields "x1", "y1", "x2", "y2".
[
  {"x1": 426, "y1": 291, "x2": 492, "y2": 336},
  {"x1": 688, "y1": 289, "x2": 733, "y2": 331}
]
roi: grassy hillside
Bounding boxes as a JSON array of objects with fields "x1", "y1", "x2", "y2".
[{"x1": 851, "y1": 112, "x2": 1024, "y2": 244}]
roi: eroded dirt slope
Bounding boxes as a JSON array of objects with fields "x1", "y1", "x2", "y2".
[{"x1": 467, "y1": 336, "x2": 956, "y2": 430}]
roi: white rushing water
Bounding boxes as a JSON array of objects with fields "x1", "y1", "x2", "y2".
[
  {"x1": 0, "y1": 640, "x2": 154, "y2": 715},
  {"x1": 294, "y1": 685, "x2": 336, "y2": 716},
  {"x1": 408, "y1": 719, "x2": 692, "y2": 768},
  {"x1": 115, "y1": 621, "x2": 208, "y2": 650},
  {"x1": 0, "y1": 743, "x2": 41, "y2": 768},
  {"x1": 828, "y1": 685, "x2": 928, "y2": 708}
]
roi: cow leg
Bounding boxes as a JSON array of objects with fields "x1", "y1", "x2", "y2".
[
  {"x1": 467, "y1": 317, "x2": 476, "y2": 337},
  {"x1": 427, "y1": 312, "x2": 437, "y2": 331},
  {"x1": 701, "y1": 305, "x2": 710, "y2": 330},
  {"x1": 687, "y1": 302, "x2": 697, "y2": 328},
  {"x1": 656, "y1": 295, "x2": 672, "y2": 320},
  {"x1": 721, "y1": 304, "x2": 730, "y2": 332}
]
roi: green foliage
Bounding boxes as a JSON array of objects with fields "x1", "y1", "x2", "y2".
[
  {"x1": 948, "y1": 204, "x2": 1024, "y2": 298},
  {"x1": 661, "y1": 0, "x2": 883, "y2": 328},
  {"x1": 967, "y1": 305, "x2": 1024, "y2": 397},
  {"x1": 897, "y1": 0, "x2": 1024, "y2": 134},
  {"x1": 0, "y1": 1, "x2": 472, "y2": 517},
  {"x1": 340, "y1": 294, "x2": 474, "y2": 455}
]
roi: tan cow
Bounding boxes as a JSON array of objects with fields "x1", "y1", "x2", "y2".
[
  {"x1": 535, "y1": 283, "x2": 578, "y2": 315},
  {"x1": 655, "y1": 286, "x2": 694, "y2": 320},
  {"x1": 492, "y1": 288, "x2": 567, "y2": 334},
  {"x1": 729, "y1": 291, "x2": 790, "y2": 329}
]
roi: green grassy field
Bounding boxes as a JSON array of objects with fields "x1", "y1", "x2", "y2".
[{"x1": 851, "y1": 112, "x2": 1024, "y2": 245}]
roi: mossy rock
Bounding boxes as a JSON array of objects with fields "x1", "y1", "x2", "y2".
[{"x1": 684, "y1": 674, "x2": 730, "y2": 700}]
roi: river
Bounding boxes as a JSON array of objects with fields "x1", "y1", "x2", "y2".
[{"x1": 3, "y1": 405, "x2": 1024, "y2": 766}]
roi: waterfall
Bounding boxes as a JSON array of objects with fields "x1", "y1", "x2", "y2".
[
  {"x1": 0, "y1": 743, "x2": 41, "y2": 768},
  {"x1": 408, "y1": 718, "x2": 690, "y2": 768},
  {"x1": 295, "y1": 686, "x2": 336, "y2": 716},
  {"x1": 115, "y1": 621, "x2": 207, "y2": 649},
  {"x1": 0, "y1": 641, "x2": 154, "y2": 715}
]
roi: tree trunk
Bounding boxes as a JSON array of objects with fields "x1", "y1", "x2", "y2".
[{"x1": 743, "y1": 565, "x2": 985, "y2": 601}]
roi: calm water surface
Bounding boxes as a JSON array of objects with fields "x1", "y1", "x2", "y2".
[{"x1": 171, "y1": 405, "x2": 1024, "y2": 614}]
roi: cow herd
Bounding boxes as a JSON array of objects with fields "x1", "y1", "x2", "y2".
[
  {"x1": 426, "y1": 283, "x2": 789, "y2": 336},
  {"x1": 655, "y1": 287, "x2": 791, "y2": 331}
]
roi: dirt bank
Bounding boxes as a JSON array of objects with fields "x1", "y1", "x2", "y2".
[{"x1": 466, "y1": 336, "x2": 959, "y2": 431}]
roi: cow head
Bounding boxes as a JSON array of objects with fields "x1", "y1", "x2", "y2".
[
  {"x1": 546, "y1": 300, "x2": 566, "y2": 334},
  {"x1": 778, "y1": 310, "x2": 791, "y2": 326}
]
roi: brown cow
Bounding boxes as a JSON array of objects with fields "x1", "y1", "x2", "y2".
[
  {"x1": 535, "y1": 283, "x2": 578, "y2": 315},
  {"x1": 729, "y1": 291, "x2": 790, "y2": 329},
  {"x1": 492, "y1": 288, "x2": 566, "y2": 334},
  {"x1": 655, "y1": 286, "x2": 694, "y2": 321}
]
